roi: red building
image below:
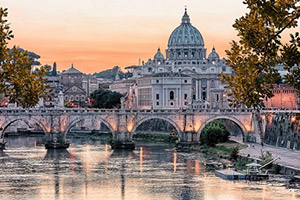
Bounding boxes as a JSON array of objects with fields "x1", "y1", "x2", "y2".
[{"x1": 264, "y1": 84, "x2": 300, "y2": 109}]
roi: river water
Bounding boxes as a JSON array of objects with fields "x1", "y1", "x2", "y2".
[{"x1": 0, "y1": 136, "x2": 299, "y2": 200}]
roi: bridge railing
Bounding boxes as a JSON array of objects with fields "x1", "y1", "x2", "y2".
[{"x1": 0, "y1": 107, "x2": 298, "y2": 114}]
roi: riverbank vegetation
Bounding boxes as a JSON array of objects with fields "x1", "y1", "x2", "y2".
[
  {"x1": 133, "y1": 133, "x2": 178, "y2": 143},
  {"x1": 194, "y1": 140, "x2": 247, "y2": 160},
  {"x1": 67, "y1": 130, "x2": 112, "y2": 140},
  {"x1": 200, "y1": 120, "x2": 230, "y2": 146}
]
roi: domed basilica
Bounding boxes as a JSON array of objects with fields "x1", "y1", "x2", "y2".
[{"x1": 115, "y1": 9, "x2": 233, "y2": 109}]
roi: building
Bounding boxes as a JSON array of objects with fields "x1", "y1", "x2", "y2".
[
  {"x1": 82, "y1": 74, "x2": 99, "y2": 96},
  {"x1": 44, "y1": 62, "x2": 62, "y2": 107},
  {"x1": 109, "y1": 79, "x2": 136, "y2": 95},
  {"x1": 264, "y1": 84, "x2": 300, "y2": 109},
  {"x1": 131, "y1": 9, "x2": 232, "y2": 109},
  {"x1": 62, "y1": 64, "x2": 87, "y2": 107},
  {"x1": 137, "y1": 73, "x2": 192, "y2": 109}
]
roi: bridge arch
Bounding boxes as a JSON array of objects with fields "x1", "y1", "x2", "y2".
[
  {"x1": 132, "y1": 116, "x2": 181, "y2": 137},
  {"x1": 197, "y1": 115, "x2": 248, "y2": 140},
  {"x1": 63, "y1": 116, "x2": 115, "y2": 139},
  {"x1": 0, "y1": 117, "x2": 48, "y2": 138}
]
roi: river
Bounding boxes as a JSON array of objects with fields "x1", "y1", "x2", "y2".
[{"x1": 0, "y1": 136, "x2": 299, "y2": 200}]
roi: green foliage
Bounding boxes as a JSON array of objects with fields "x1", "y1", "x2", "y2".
[
  {"x1": 133, "y1": 133, "x2": 178, "y2": 143},
  {"x1": 200, "y1": 120, "x2": 230, "y2": 146},
  {"x1": 234, "y1": 159, "x2": 252, "y2": 170},
  {"x1": 94, "y1": 66, "x2": 133, "y2": 80},
  {"x1": 220, "y1": 0, "x2": 300, "y2": 109},
  {"x1": 229, "y1": 146, "x2": 240, "y2": 160},
  {"x1": 0, "y1": 8, "x2": 49, "y2": 108},
  {"x1": 90, "y1": 89, "x2": 123, "y2": 108}
]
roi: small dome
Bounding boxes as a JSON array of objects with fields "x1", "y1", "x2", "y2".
[
  {"x1": 62, "y1": 64, "x2": 82, "y2": 74},
  {"x1": 208, "y1": 47, "x2": 219, "y2": 61},
  {"x1": 168, "y1": 8, "x2": 204, "y2": 47},
  {"x1": 154, "y1": 48, "x2": 165, "y2": 61}
]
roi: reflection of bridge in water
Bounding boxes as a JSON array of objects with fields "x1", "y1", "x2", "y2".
[{"x1": 0, "y1": 108, "x2": 290, "y2": 149}]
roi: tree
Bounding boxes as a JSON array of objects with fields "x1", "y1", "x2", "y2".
[
  {"x1": 200, "y1": 120, "x2": 230, "y2": 146},
  {"x1": 220, "y1": 0, "x2": 300, "y2": 109},
  {"x1": 94, "y1": 66, "x2": 125, "y2": 80},
  {"x1": 0, "y1": 8, "x2": 49, "y2": 108},
  {"x1": 90, "y1": 89, "x2": 123, "y2": 109}
]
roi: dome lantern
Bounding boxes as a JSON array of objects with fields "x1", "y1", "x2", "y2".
[{"x1": 182, "y1": 8, "x2": 190, "y2": 24}]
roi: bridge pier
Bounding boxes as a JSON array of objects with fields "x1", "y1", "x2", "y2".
[
  {"x1": 0, "y1": 139, "x2": 6, "y2": 150},
  {"x1": 176, "y1": 131, "x2": 200, "y2": 152},
  {"x1": 111, "y1": 131, "x2": 135, "y2": 150},
  {"x1": 45, "y1": 132, "x2": 70, "y2": 149}
]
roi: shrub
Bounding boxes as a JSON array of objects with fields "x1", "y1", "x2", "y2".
[
  {"x1": 229, "y1": 146, "x2": 240, "y2": 160},
  {"x1": 200, "y1": 120, "x2": 230, "y2": 146}
]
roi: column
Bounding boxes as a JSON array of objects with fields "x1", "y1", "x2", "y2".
[
  {"x1": 196, "y1": 80, "x2": 199, "y2": 100},
  {"x1": 165, "y1": 88, "x2": 167, "y2": 107}
]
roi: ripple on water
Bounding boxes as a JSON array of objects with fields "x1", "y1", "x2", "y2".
[{"x1": 0, "y1": 137, "x2": 299, "y2": 200}]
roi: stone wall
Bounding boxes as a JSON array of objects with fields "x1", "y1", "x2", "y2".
[{"x1": 264, "y1": 113, "x2": 300, "y2": 150}]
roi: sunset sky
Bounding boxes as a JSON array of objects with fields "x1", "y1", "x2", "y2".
[{"x1": 1, "y1": 0, "x2": 294, "y2": 73}]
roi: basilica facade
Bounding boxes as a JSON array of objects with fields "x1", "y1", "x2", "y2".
[{"x1": 127, "y1": 9, "x2": 233, "y2": 109}]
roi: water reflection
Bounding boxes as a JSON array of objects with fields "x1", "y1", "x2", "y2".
[
  {"x1": 44, "y1": 149, "x2": 71, "y2": 199},
  {"x1": 0, "y1": 137, "x2": 298, "y2": 200},
  {"x1": 140, "y1": 147, "x2": 143, "y2": 175},
  {"x1": 173, "y1": 152, "x2": 177, "y2": 173}
]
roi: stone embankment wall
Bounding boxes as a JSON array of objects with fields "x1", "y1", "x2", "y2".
[{"x1": 264, "y1": 113, "x2": 300, "y2": 150}]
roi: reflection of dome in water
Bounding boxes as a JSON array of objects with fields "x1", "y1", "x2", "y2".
[{"x1": 168, "y1": 8, "x2": 204, "y2": 47}]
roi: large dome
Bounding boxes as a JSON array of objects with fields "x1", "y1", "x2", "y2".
[{"x1": 168, "y1": 9, "x2": 204, "y2": 47}]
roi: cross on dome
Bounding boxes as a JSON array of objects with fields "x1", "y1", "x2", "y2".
[{"x1": 182, "y1": 7, "x2": 190, "y2": 24}]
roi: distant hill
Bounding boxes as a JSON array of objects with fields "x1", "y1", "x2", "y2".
[{"x1": 94, "y1": 66, "x2": 133, "y2": 80}]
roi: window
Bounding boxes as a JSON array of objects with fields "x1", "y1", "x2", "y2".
[
  {"x1": 156, "y1": 102, "x2": 159, "y2": 106},
  {"x1": 70, "y1": 95, "x2": 74, "y2": 101},
  {"x1": 75, "y1": 95, "x2": 79, "y2": 101},
  {"x1": 184, "y1": 80, "x2": 188, "y2": 83},
  {"x1": 65, "y1": 96, "x2": 68, "y2": 101},
  {"x1": 156, "y1": 94, "x2": 159, "y2": 100},
  {"x1": 179, "y1": 69, "x2": 182, "y2": 72},
  {"x1": 81, "y1": 95, "x2": 85, "y2": 101},
  {"x1": 211, "y1": 80, "x2": 215, "y2": 88},
  {"x1": 156, "y1": 80, "x2": 159, "y2": 83},
  {"x1": 202, "y1": 92, "x2": 207, "y2": 100},
  {"x1": 170, "y1": 102, "x2": 174, "y2": 106},
  {"x1": 222, "y1": 66, "x2": 226, "y2": 72},
  {"x1": 170, "y1": 91, "x2": 174, "y2": 100},
  {"x1": 184, "y1": 94, "x2": 188, "y2": 99}
]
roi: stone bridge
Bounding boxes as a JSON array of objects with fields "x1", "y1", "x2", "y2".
[{"x1": 0, "y1": 108, "x2": 282, "y2": 150}]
